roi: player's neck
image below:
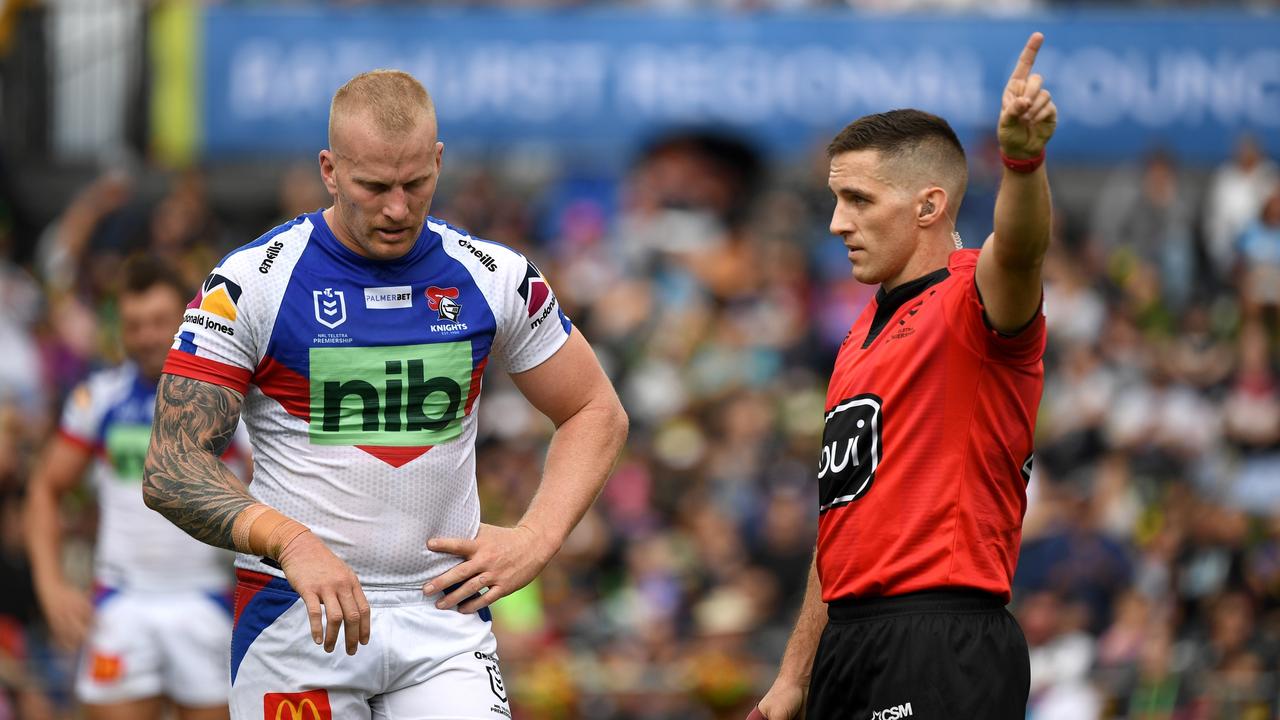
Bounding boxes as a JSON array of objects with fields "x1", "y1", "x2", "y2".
[
  {"x1": 322, "y1": 207, "x2": 356, "y2": 253},
  {"x1": 881, "y1": 236, "x2": 952, "y2": 292}
]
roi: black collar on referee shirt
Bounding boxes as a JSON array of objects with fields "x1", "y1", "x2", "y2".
[{"x1": 862, "y1": 266, "x2": 951, "y2": 349}]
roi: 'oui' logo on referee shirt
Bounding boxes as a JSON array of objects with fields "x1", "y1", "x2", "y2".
[{"x1": 817, "y1": 393, "x2": 882, "y2": 513}]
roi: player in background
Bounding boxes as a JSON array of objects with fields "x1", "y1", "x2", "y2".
[
  {"x1": 752, "y1": 33, "x2": 1057, "y2": 719},
  {"x1": 142, "y1": 69, "x2": 627, "y2": 718},
  {"x1": 26, "y1": 256, "x2": 244, "y2": 720}
]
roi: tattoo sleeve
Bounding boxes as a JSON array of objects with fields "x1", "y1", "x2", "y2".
[{"x1": 143, "y1": 373, "x2": 255, "y2": 551}]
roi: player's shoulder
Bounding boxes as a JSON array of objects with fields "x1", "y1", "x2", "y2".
[
  {"x1": 72, "y1": 363, "x2": 138, "y2": 410},
  {"x1": 428, "y1": 216, "x2": 532, "y2": 277},
  {"x1": 212, "y1": 213, "x2": 317, "y2": 279},
  {"x1": 193, "y1": 213, "x2": 318, "y2": 320},
  {"x1": 427, "y1": 217, "x2": 560, "y2": 326}
]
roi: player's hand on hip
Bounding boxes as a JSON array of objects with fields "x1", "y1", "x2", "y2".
[
  {"x1": 998, "y1": 31, "x2": 1058, "y2": 159},
  {"x1": 36, "y1": 580, "x2": 93, "y2": 651},
  {"x1": 276, "y1": 531, "x2": 371, "y2": 655},
  {"x1": 424, "y1": 523, "x2": 553, "y2": 614},
  {"x1": 753, "y1": 680, "x2": 806, "y2": 720}
]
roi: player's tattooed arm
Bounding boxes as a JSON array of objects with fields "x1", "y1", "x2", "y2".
[{"x1": 143, "y1": 373, "x2": 254, "y2": 551}]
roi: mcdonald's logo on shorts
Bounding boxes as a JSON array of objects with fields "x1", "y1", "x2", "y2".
[
  {"x1": 263, "y1": 690, "x2": 332, "y2": 720},
  {"x1": 88, "y1": 652, "x2": 123, "y2": 682}
]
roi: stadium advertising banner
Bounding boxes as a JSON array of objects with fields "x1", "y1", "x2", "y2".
[{"x1": 198, "y1": 9, "x2": 1280, "y2": 163}]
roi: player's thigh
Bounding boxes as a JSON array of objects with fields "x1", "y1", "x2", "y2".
[
  {"x1": 83, "y1": 695, "x2": 166, "y2": 720},
  {"x1": 156, "y1": 592, "x2": 232, "y2": 707},
  {"x1": 76, "y1": 593, "x2": 164, "y2": 705},
  {"x1": 229, "y1": 572, "x2": 379, "y2": 720},
  {"x1": 373, "y1": 649, "x2": 512, "y2": 720}
]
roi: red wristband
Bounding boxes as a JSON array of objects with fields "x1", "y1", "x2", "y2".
[{"x1": 1001, "y1": 149, "x2": 1045, "y2": 174}]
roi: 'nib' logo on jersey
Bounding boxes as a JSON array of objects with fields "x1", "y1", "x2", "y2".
[{"x1": 308, "y1": 342, "x2": 474, "y2": 448}]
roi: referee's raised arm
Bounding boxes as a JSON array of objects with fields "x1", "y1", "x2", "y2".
[{"x1": 976, "y1": 31, "x2": 1059, "y2": 334}]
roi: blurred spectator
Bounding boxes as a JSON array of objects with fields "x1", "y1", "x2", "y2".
[
  {"x1": 1203, "y1": 135, "x2": 1279, "y2": 285},
  {"x1": 1090, "y1": 149, "x2": 1197, "y2": 315},
  {"x1": 1236, "y1": 184, "x2": 1280, "y2": 325},
  {"x1": 276, "y1": 162, "x2": 329, "y2": 221},
  {"x1": 1022, "y1": 591, "x2": 1103, "y2": 720}
]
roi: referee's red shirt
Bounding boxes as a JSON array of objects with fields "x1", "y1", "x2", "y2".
[{"x1": 817, "y1": 249, "x2": 1046, "y2": 604}]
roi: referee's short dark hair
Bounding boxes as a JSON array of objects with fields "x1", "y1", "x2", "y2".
[
  {"x1": 120, "y1": 254, "x2": 190, "y2": 301},
  {"x1": 828, "y1": 109, "x2": 964, "y2": 160},
  {"x1": 827, "y1": 109, "x2": 969, "y2": 201}
]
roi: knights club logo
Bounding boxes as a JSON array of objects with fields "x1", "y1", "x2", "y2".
[
  {"x1": 425, "y1": 286, "x2": 462, "y2": 322},
  {"x1": 313, "y1": 288, "x2": 347, "y2": 329}
]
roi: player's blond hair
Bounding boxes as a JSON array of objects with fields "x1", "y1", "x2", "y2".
[{"x1": 328, "y1": 69, "x2": 436, "y2": 150}]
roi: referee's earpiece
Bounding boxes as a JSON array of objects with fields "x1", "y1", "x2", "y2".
[{"x1": 919, "y1": 200, "x2": 935, "y2": 218}]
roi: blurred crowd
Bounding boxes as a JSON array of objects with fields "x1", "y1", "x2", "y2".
[
  {"x1": 207, "y1": 0, "x2": 1280, "y2": 11},
  {"x1": 2, "y1": 124, "x2": 1280, "y2": 719}
]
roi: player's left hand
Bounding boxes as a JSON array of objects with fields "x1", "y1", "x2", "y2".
[
  {"x1": 424, "y1": 523, "x2": 554, "y2": 614},
  {"x1": 998, "y1": 32, "x2": 1057, "y2": 160}
]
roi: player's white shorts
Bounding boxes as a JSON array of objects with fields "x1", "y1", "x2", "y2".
[
  {"x1": 230, "y1": 569, "x2": 512, "y2": 720},
  {"x1": 77, "y1": 585, "x2": 233, "y2": 706}
]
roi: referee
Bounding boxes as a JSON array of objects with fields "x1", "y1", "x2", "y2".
[{"x1": 754, "y1": 33, "x2": 1057, "y2": 719}]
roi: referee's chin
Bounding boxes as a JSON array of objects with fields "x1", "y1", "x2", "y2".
[{"x1": 849, "y1": 263, "x2": 883, "y2": 286}]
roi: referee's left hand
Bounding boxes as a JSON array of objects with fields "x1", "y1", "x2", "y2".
[
  {"x1": 424, "y1": 523, "x2": 554, "y2": 614},
  {"x1": 998, "y1": 32, "x2": 1058, "y2": 160}
]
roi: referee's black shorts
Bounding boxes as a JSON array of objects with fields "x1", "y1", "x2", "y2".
[{"x1": 805, "y1": 590, "x2": 1029, "y2": 720}]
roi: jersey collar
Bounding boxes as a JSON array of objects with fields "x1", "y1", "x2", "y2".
[
  {"x1": 861, "y1": 266, "x2": 951, "y2": 349},
  {"x1": 310, "y1": 210, "x2": 435, "y2": 269}
]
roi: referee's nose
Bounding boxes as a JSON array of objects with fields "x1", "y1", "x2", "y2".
[{"x1": 830, "y1": 202, "x2": 855, "y2": 239}]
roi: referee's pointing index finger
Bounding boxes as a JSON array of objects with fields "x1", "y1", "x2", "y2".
[{"x1": 1010, "y1": 32, "x2": 1044, "y2": 82}]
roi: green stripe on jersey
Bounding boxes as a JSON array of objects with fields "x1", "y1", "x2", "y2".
[{"x1": 105, "y1": 424, "x2": 153, "y2": 482}]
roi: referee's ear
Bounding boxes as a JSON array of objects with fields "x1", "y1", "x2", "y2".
[{"x1": 916, "y1": 186, "x2": 949, "y2": 229}]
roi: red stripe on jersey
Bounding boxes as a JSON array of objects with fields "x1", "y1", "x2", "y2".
[
  {"x1": 56, "y1": 428, "x2": 97, "y2": 453},
  {"x1": 163, "y1": 351, "x2": 252, "y2": 395},
  {"x1": 464, "y1": 357, "x2": 487, "y2": 415},
  {"x1": 252, "y1": 356, "x2": 309, "y2": 422}
]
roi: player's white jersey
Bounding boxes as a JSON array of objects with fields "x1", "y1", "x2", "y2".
[
  {"x1": 59, "y1": 363, "x2": 241, "y2": 592},
  {"x1": 165, "y1": 211, "x2": 571, "y2": 589}
]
